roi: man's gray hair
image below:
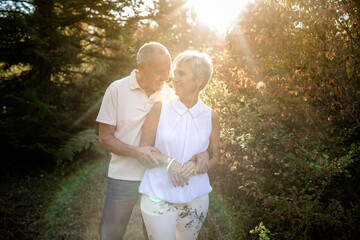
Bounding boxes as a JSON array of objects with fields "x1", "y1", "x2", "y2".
[
  {"x1": 173, "y1": 50, "x2": 213, "y2": 89},
  {"x1": 137, "y1": 42, "x2": 171, "y2": 66}
]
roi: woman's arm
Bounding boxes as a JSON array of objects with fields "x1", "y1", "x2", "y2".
[
  {"x1": 208, "y1": 109, "x2": 220, "y2": 169},
  {"x1": 140, "y1": 102, "x2": 172, "y2": 165},
  {"x1": 140, "y1": 101, "x2": 186, "y2": 186},
  {"x1": 140, "y1": 102, "x2": 161, "y2": 149}
]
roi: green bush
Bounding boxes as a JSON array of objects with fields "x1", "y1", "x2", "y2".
[{"x1": 201, "y1": 0, "x2": 360, "y2": 238}]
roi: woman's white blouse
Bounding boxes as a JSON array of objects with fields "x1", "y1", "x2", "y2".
[{"x1": 139, "y1": 97, "x2": 213, "y2": 203}]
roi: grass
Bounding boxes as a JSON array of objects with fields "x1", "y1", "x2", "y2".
[
  {"x1": 1, "y1": 157, "x2": 241, "y2": 240},
  {"x1": 44, "y1": 158, "x2": 108, "y2": 240},
  {"x1": 1, "y1": 169, "x2": 60, "y2": 239}
]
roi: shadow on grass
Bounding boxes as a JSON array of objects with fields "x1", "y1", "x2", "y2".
[
  {"x1": 44, "y1": 158, "x2": 147, "y2": 240},
  {"x1": 44, "y1": 158, "x2": 108, "y2": 240}
]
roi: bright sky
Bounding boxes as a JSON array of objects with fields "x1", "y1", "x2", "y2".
[{"x1": 186, "y1": 0, "x2": 254, "y2": 33}]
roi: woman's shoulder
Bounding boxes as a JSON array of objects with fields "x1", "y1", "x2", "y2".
[
  {"x1": 200, "y1": 101, "x2": 219, "y2": 123},
  {"x1": 200, "y1": 100, "x2": 215, "y2": 115}
]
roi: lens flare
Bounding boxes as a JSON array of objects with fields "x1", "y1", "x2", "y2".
[{"x1": 186, "y1": 0, "x2": 254, "y2": 33}]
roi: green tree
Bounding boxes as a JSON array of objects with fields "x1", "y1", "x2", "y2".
[
  {"x1": 131, "y1": 0, "x2": 218, "y2": 57},
  {"x1": 0, "y1": 0, "x2": 150, "y2": 170},
  {"x1": 0, "y1": 0, "x2": 217, "y2": 172}
]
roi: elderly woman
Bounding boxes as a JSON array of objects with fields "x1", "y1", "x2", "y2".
[{"x1": 138, "y1": 50, "x2": 220, "y2": 240}]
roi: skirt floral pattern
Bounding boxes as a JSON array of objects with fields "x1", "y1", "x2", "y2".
[{"x1": 141, "y1": 194, "x2": 209, "y2": 240}]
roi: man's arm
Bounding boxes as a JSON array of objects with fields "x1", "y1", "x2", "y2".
[{"x1": 99, "y1": 123, "x2": 160, "y2": 167}]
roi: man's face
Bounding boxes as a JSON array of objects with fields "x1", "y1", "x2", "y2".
[{"x1": 142, "y1": 53, "x2": 171, "y2": 92}]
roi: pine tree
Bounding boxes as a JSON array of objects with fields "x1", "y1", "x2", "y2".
[{"x1": 0, "y1": 0, "x2": 150, "y2": 170}]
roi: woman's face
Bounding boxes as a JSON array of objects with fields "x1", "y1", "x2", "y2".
[{"x1": 172, "y1": 61, "x2": 200, "y2": 98}]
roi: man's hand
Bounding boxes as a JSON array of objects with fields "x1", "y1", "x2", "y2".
[
  {"x1": 135, "y1": 146, "x2": 161, "y2": 168},
  {"x1": 168, "y1": 160, "x2": 187, "y2": 187},
  {"x1": 190, "y1": 150, "x2": 210, "y2": 175}
]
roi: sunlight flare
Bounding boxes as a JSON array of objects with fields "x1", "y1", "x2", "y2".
[{"x1": 186, "y1": 0, "x2": 253, "y2": 33}]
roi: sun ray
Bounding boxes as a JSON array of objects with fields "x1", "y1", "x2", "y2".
[{"x1": 186, "y1": 0, "x2": 253, "y2": 33}]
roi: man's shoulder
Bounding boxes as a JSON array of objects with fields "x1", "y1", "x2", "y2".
[{"x1": 108, "y1": 76, "x2": 130, "y2": 89}]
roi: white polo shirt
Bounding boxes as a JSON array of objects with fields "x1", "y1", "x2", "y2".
[{"x1": 96, "y1": 70, "x2": 174, "y2": 181}]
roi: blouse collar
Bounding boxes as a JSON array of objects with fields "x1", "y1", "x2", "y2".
[{"x1": 170, "y1": 97, "x2": 205, "y2": 118}]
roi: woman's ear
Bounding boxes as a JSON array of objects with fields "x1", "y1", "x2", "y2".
[{"x1": 196, "y1": 75, "x2": 205, "y2": 89}]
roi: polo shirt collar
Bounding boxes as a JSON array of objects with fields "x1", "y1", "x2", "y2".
[
  {"x1": 129, "y1": 70, "x2": 141, "y2": 90},
  {"x1": 128, "y1": 70, "x2": 174, "y2": 100},
  {"x1": 171, "y1": 97, "x2": 205, "y2": 118}
]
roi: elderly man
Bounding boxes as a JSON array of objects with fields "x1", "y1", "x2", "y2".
[{"x1": 96, "y1": 42, "x2": 210, "y2": 240}]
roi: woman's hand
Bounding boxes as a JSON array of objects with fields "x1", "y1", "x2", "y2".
[
  {"x1": 168, "y1": 160, "x2": 187, "y2": 187},
  {"x1": 181, "y1": 160, "x2": 196, "y2": 179}
]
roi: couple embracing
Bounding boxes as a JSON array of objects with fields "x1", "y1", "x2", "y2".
[{"x1": 96, "y1": 42, "x2": 220, "y2": 240}]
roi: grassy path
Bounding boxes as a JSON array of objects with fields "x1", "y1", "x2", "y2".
[
  {"x1": 1, "y1": 158, "x2": 236, "y2": 239},
  {"x1": 44, "y1": 158, "x2": 146, "y2": 240}
]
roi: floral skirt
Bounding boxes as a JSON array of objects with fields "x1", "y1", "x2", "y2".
[{"x1": 140, "y1": 193, "x2": 209, "y2": 240}]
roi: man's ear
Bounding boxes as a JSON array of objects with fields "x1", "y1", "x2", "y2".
[{"x1": 138, "y1": 62, "x2": 145, "y2": 72}]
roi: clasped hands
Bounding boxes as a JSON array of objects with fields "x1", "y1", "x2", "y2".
[
  {"x1": 167, "y1": 159, "x2": 196, "y2": 187},
  {"x1": 136, "y1": 146, "x2": 210, "y2": 187},
  {"x1": 164, "y1": 150, "x2": 210, "y2": 187}
]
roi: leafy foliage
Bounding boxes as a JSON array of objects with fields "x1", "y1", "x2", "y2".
[
  {"x1": 0, "y1": 0, "x2": 144, "y2": 170},
  {"x1": 55, "y1": 128, "x2": 105, "y2": 167},
  {"x1": 200, "y1": 0, "x2": 360, "y2": 239}
]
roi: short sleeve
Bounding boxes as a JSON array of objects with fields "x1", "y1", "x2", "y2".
[{"x1": 96, "y1": 84, "x2": 118, "y2": 126}]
